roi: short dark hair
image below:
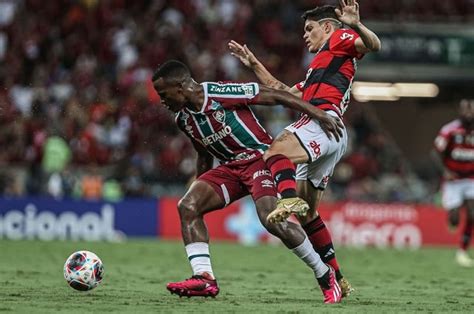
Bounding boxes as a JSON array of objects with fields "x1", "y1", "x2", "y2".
[
  {"x1": 152, "y1": 60, "x2": 191, "y2": 83},
  {"x1": 302, "y1": 5, "x2": 339, "y2": 22}
]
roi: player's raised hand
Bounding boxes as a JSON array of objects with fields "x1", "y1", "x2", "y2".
[
  {"x1": 228, "y1": 40, "x2": 259, "y2": 69},
  {"x1": 335, "y1": 0, "x2": 360, "y2": 27}
]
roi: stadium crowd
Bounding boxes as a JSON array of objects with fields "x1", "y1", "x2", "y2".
[{"x1": 1, "y1": 0, "x2": 468, "y2": 201}]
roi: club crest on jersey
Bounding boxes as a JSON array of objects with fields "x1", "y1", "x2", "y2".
[{"x1": 213, "y1": 110, "x2": 226, "y2": 124}]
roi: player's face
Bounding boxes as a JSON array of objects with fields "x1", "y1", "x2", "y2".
[
  {"x1": 459, "y1": 99, "x2": 474, "y2": 125},
  {"x1": 303, "y1": 20, "x2": 326, "y2": 53},
  {"x1": 154, "y1": 78, "x2": 186, "y2": 112}
]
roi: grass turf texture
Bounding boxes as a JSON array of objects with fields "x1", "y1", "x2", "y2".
[{"x1": 0, "y1": 240, "x2": 473, "y2": 313}]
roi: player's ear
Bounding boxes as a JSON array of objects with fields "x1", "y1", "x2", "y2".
[{"x1": 323, "y1": 22, "x2": 332, "y2": 34}]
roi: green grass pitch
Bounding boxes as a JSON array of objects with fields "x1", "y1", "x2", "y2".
[{"x1": 0, "y1": 239, "x2": 473, "y2": 313}]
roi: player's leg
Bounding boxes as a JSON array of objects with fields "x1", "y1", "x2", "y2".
[
  {"x1": 243, "y1": 159, "x2": 341, "y2": 303},
  {"x1": 254, "y1": 196, "x2": 340, "y2": 303},
  {"x1": 461, "y1": 180, "x2": 474, "y2": 258},
  {"x1": 265, "y1": 115, "x2": 345, "y2": 223},
  {"x1": 461, "y1": 199, "x2": 474, "y2": 254},
  {"x1": 292, "y1": 124, "x2": 353, "y2": 297},
  {"x1": 297, "y1": 179, "x2": 341, "y2": 277},
  {"x1": 458, "y1": 179, "x2": 474, "y2": 266},
  {"x1": 263, "y1": 129, "x2": 311, "y2": 221},
  {"x1": 178, "y1": 180, "x2": 225, "y2": 274},
  {"x1": 442, "y1": 180, "x2": 473, "y2": 267},
  {"x1": 296, "y1": 178, "x2": 352, "y2": 297},
  {"x1": 168, "y1": 166, "x2": 246, "y2": 297},
  {"x1": 167, "y1": 179, "x2": 225, "y2": 297}
]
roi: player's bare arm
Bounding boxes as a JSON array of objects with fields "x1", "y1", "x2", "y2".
[
  {"x1": 335, "y1": 0, "x2": 381, "y2": 53},
  {"x1": 257, "y1": 85, "x2": 344, "y2": 142},
  {"x1": 228, "y1": 40, "x2": 302, "y2": 97}
]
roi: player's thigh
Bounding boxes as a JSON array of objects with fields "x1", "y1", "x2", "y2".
[
  {"x1": 238, "y1": 158, "x2": 278, "y2": 203},
  {"x1": 264, "y1": 130, "x2": 309, "y2": 164},
  {"x1": 441, "y1": 181, "x2": 464, "y2": 211},
  {"x1": 281, "y1": 117, "x2": 348, "y2": 165},
  {"x1": 197, "y1": 165, "x2": 248, "y2": 210},
  {"x1": 180, "y1": 180, "x2": 225, "y2": 216}
]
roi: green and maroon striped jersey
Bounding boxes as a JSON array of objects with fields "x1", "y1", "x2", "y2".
[{"x1": 175, "y1": 82, "x2": 272, "y2": 162}]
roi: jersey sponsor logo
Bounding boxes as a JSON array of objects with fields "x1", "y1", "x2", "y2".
[
  {"x1": 261, "y1": 179, "x2": 274, "y2": 188},
  {"x1": 202, "y1": 125, "x2": 232, "y2": 146},
  {"x1": 253, "y1": 169, "x2": 272, "y2": 180},
  {"x1": 241, "y1": 84, "x2": 256, "y2": 97},
  {"x1": 212, "y1": 110, "x2": 226, "y2": 124},
  {"x1": 208, "y1": 83, "x2": 256, "y2": 97},
  {"x1": 340, "y1": 32, "x2": 354, "y2": 41},
  {"x1": 309, "y1": 141, "x2": 322, "y2": 158},
  {"x1": 451, "y1": 148, "x2": 474, "y2": 161},
  {"x1": 235, "y1": 152, "x2": 257, "y2": 161}
]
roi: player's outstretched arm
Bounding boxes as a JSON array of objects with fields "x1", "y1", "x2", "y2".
[
  {"x1": 257, "y1": 85, "x2": 344, "y2": 142},
  {"x1": 228, "y1": 40, "x2": 302, "y2": 97},
  {"x1": 335, "y1": 0, "x2": 381, "y2": 53}
]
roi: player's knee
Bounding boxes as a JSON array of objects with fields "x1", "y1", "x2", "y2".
[{"x1": 177, "y1": 197, "x2": 199, "y2": 219}]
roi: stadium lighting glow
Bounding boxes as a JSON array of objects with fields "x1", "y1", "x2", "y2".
[
  {"x1": 393, "y1": 83, "x2": 439, "y2": 97},
  {"x1": 352, "y1": 82, "x2": 439, "y2": 102}
]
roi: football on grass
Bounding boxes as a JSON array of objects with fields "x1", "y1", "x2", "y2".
[{"x1": 64, "y1": 250, "x2": 104, "y2": 291}]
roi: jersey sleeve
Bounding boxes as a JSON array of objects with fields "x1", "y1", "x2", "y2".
[
  {"x1": 329, "y1": 29, "x2": 364, "y2": 59},
  {"x1": 204, "y1": 82, "x2": 260, "y2": 109}
]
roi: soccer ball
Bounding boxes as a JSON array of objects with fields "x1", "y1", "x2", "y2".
[{"x1": 64, "y1": 250, "x2": 104, "y2": 291}]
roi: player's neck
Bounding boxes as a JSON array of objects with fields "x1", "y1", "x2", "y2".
[{"x1": 186, "y1": 82, "x2": 205, "y2": 112}]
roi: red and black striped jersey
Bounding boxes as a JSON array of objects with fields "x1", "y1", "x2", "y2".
[
  {"x1": 434, "y1": 119, "x2": 474, "y2": 179},
  {"x1": 294, "y1": 29, "x2": 364, "y2": 117}
]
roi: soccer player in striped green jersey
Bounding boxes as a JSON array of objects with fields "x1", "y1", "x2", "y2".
[{"x1": 152, "y1": 60, "x2": 344, "y2": 303}]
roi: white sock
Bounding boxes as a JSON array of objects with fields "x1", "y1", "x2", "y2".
[
  {"x1": 185, "y1": 242, "x2": 214, "y2": 278},
  {"x1": 291, "y1": 236, "x2": 329, "y2": 278}
]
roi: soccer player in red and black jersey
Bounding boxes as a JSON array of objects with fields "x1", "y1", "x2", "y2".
[
  {"x1": 229, "y1": 0, "x2": 381, "y2": 296},
  {"x1": 434, "y1": 99, "x2": 474, "y2": 267}
]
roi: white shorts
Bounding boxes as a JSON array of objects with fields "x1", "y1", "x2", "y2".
[
  {"x1": 285, "y1": 111, "x2": 348, "y2": 189},
  {"x1": 441, "y1": 178, "x2": 474, "y2": 210}
]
